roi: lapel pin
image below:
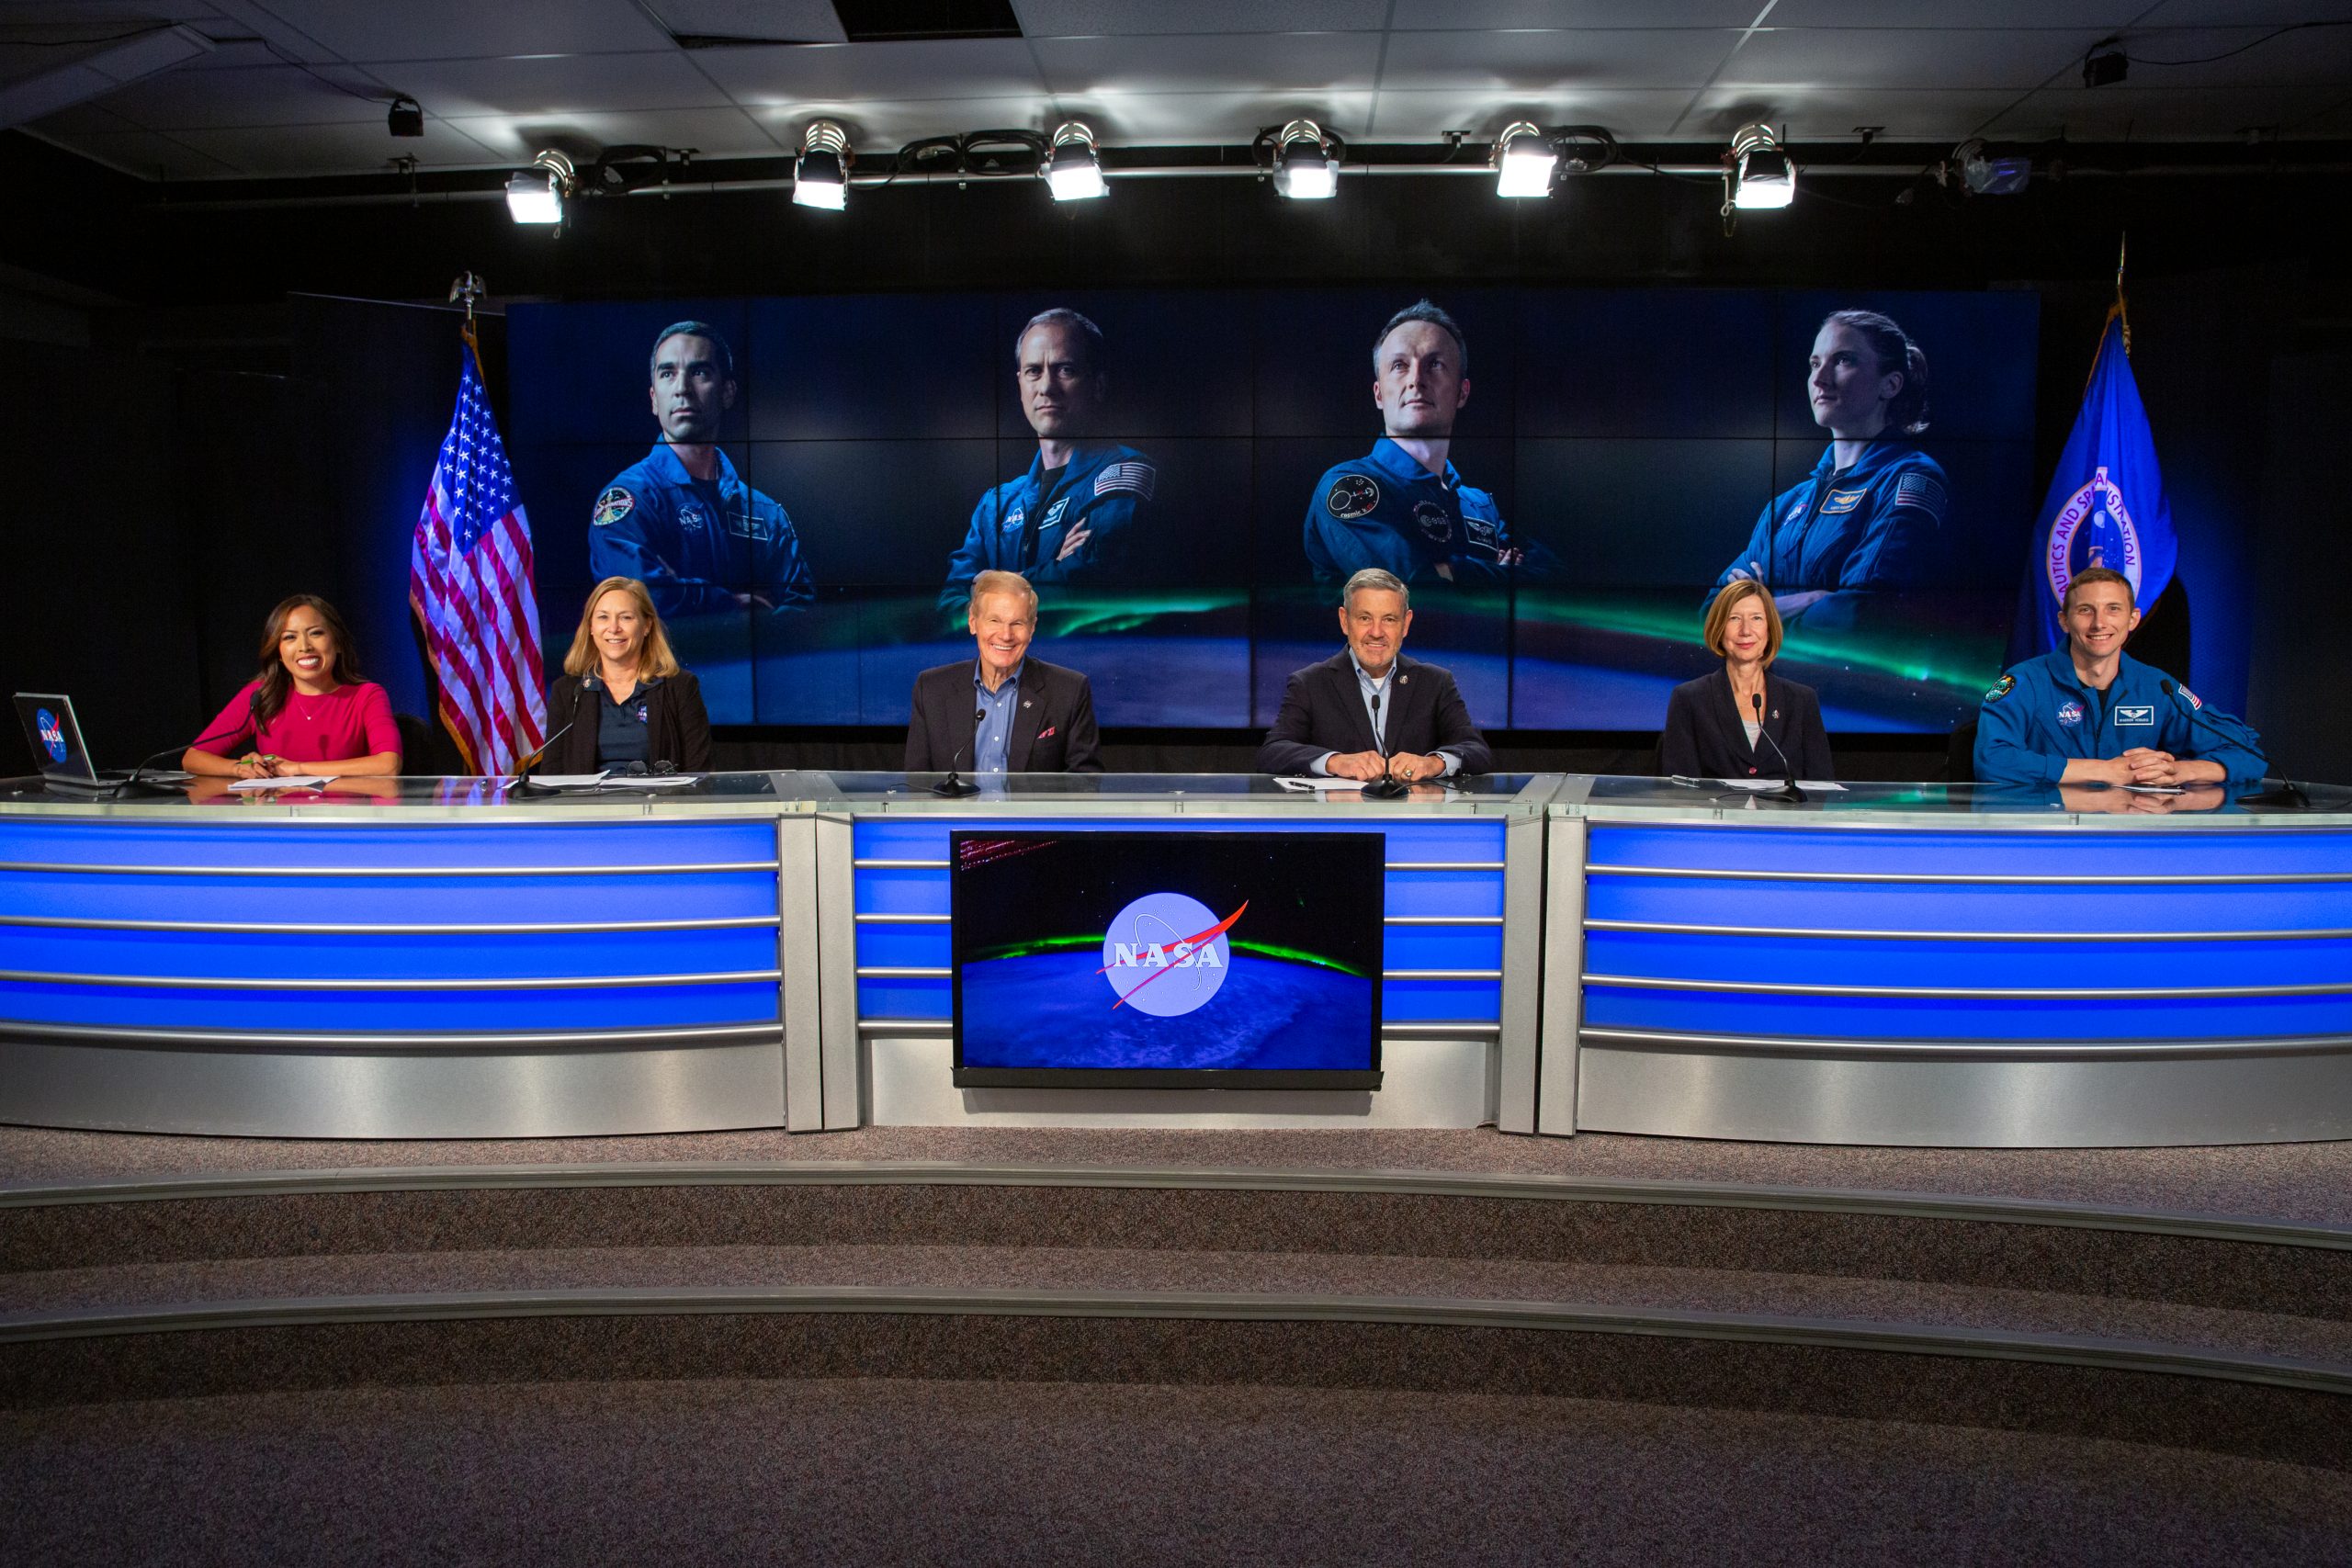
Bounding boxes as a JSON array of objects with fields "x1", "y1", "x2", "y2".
[
  {"x1": 1022, "y1": 699, "x2": 1032, "y2": 708},
  {"x1": 1399, "y1": 673, "x2": 1410, "y2": 683}
]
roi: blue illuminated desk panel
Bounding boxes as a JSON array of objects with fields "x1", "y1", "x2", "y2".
[
  {"x1": 1544, "y1": 779, "x2": 2352, "y2": 1147},
  {"x1": 0, "y1": 778, "x2": 801, "y2": 1138}
]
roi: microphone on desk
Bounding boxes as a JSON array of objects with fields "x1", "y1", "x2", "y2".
[
  {"x1": 932, "y1": 705, "x2": 984, "y2": 798},
  {"x1": 1749, "y1": 691, "x2": 1807, "y2": 802},
  {"x1": 1359, "y1": 687, "x2": 1410, "y2": 800},
  {"x1": 511, "y1": 691, "x2": 585, "y2": 793},
  {"x1": 2158, "y1": 680, "x2": 2306, "y2": 809}
]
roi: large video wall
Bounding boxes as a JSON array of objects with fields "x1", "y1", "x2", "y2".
[{"x1": 509, "y1": 287, "x2": 2039, "y2": 733}]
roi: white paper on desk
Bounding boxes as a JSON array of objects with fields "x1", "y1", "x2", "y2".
[
  {"x1": 227, "y1": 775, "x2": 329, "y2": 791},
  {"x1": 1717, "y1": 778, "x2": 1846, "y2": 793},
  {"x1": 1275, "y1": 776, "x2": 1360, "y2": 792},
  {"x1": 603, "y1": 773, "x2": 702, "y2": 788},
  {"x1": 525, "y1": 773, "x2": 609, "y2": 788}
]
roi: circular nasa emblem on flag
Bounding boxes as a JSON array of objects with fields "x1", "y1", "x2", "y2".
[
  {"x1": 1412, "y1": 501, "x2": 1453, "y2": 544},
  {"x1": 2056, "y1": 699, "x2": 2084, "y2": 728},
  {"x1": 2045, "y1": 464, "x2": 2143, "y2": 606},
  {"x1": 1327, "y1": 474, "x2": 1379, "y2": 520},
  {"x1": 591, "y1": 488, "x2": 634, "y2": 527}
]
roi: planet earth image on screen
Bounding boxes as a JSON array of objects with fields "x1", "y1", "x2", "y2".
[{"x1": 962, "y1": 919, "x2": 1374, "y2": 1073}]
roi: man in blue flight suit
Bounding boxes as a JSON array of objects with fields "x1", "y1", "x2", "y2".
[
  {"x1": 1304, "y1": 299, "x2": 1545, "y2": 600},
  {"x1": 1713, "y1": 310, "x2": 1948, "y2": 615},
  {"x1": 589, "y1": 321, "x2": 814, "y2": 620},
  {"x1": 1975, "y1": 566, "x2": 2265, "y2": 788},
  {"x1": 937, "y1": 309, "x2": 1160, "y2": 614}
]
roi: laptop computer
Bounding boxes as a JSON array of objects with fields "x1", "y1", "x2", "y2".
[{"x1": 13, "y1": 694, "x2": 191, "y2": 795}]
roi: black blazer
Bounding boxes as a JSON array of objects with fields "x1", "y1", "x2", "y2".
[
  {"x1": 540, "y1": 671, "x2": 713, "y2": 773},
  {"x1": 1658, "y1": 668, "x2": 1833, "y2": 781},
  {"x1": 905, "y1": 657, "x2": 1102, "y2": 773},
  {"x1": 1256, "y1": 652, "x2": 1492, "y2": 776}
]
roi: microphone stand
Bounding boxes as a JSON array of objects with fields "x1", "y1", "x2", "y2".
[
  {"x1": 510, "y1": 690, "x2": 584, "y2": 796},
  {"x1": 1747, "y1": 691, "x2": 1807, "y2": 802},
  {"x1": 1359, "y1": 686, "x2": 1410, "y2": 800},
  {"x1": 2159, "y1": 680, "x2": 2308, "y2": 809},
  {"x1": 932, "y1": 705, "x2": 983, "y2": 797}
]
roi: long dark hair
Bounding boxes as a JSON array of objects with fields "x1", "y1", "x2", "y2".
[
  {"x1": 252, "y1": 594, "x2": 364, "y2": 729},
  {"x1": 1821, "y1": 309, "x2": 1930, "y2": 435}
]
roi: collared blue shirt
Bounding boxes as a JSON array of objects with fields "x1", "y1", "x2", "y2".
[
  {"x1": 1713, "y1": 436, "x2": 1949, "y2": 597},
  {"x1": 590, "y1": 442, "x2": 815, "y2": 620},
  {"x1": 1309, "y1": 650, "x2": 1461, "y2": 779},
  {"x1": 1304, "y1": 437, "x2": 1546, "y2": 598},
  {"x1": 585, "y1": 674, "x2": 656, "y2": 770},
  {"x1": 972, "y1": 660, "x2": 1023, "y2": 777}
]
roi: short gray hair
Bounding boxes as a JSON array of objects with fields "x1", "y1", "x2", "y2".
[
  {"x1": 1342, "y1": 567, "x2": 1409, "y2": 610},
  {"x1": 967, "y1": 569, "x2": 1039, "y2": 617}
]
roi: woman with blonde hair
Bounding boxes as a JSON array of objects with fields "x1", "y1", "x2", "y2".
[
  {"x1": 1659, "y1": 580, "x2": 1833, "y2": 782},
  {"x1": 538, "y1": 576, "x2": 712, "y2": 773}
]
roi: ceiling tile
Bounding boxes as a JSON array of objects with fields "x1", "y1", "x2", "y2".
[
  {"x1": 447, "y1": 105, "x2": 780, "y2": 161},
  {"x1": 1980, "y1": 83, "x2": 2349, "y2": 141},
  {"x1": 694, "y1": 38, "x2": 1046, "y2": 103},
  {"x1": 1011, "y1": 0, "x2": 1389, "y2": 34},
  {"x1": 1682, "y1": 85, "x2": 2031, "y2": 143},
  {"x1": 374, "y1": 50, "x2": 731, "y2": 117},
  {"x1": 29, "y1": 125, "x2": 244, "y2": 177},
  {"x1": 1378, "y1": 28, "x2": 1744, "y2": 91},
  {"x1": 1389, "y1": 1, "x2": 1763, "y2": 25},
  {"x1": 23, "y1": 97, "x2": 140, "y2": 135},
  {"x1": 751, "y1": 94, "x2": 1066, "y2": 149},
  {"x1": 1365, "y1": 87, "x2": 1698, "y2": 140},
  {"x1": 1720, "y1": 27, "x2": 2116, "y2": 90},
  {"x1": 167, "y1": 113, "x2": 497, "y2": 173},
  {"x1": 1044, "y1": 88, "x2": 1374, "y2": 143},
  {"x1": 1765, "y1": 2, "x2": 2145, "y2": 24},
  {"x1": 2140, "y1": 0, "x2": 2352, "y2": 23},
  {"x1": 91, "y1": 61, "x2": 396, "y2": 127},
  {"x1": 2095, "y1": 24, "x2": 2352, "y2": 87},
  {"x1": 1033, "y1": 30, "x2": 1383, "y2": 95},
  {"x1": 236, "y1": 0, "x2": 673, "y2": 62},
  {"x1": 649, "y1": 1, "x2": 846, "y2": 43}
]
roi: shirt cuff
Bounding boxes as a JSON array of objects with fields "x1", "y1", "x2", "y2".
[
  {"x1": 1310, "y1": 751, "x2": 1338, "y2": 777},
  {"x1": 1433, "y1": 750, "x2": 1460, "y2": 777}
]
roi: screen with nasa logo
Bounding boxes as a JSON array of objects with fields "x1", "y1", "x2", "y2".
[{"x1": 951, "y1": 829, "x2": 1384, "y2": 1089}]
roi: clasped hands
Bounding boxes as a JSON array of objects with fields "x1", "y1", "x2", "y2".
[
  {"x1": 1327, "y1": 750, "x2": 1446, "y2": 784},
  {"x1": 2089, "y1": 748, "x2": 2224, "y2": 789},
  {"x1": 232, "y1": 753, "x2": 311, "y2": 781}
]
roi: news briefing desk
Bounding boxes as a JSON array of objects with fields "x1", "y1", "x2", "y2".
[
  {"x1": 3, "y1": 771, "x2": 2349, "y2": 1147},
  {"x1": 1545, "y1": 776, "x2": 2352, "y2": 1146}
]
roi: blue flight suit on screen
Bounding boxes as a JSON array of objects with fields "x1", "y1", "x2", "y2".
[
  {"x1": 1973, "y1": 648, "x2": 2267, "y2": 787},
  {"x1": 589, "y1": 443, "x2": 814, "y2": 620},
  {"x1": 1305, "y1": 438, "x2": 1543, "y2": 600},
  {"x1": 937, "y1": 444, "x2": 1159, "y2": 614},
  {"x1": 1713, "y1": 437, "x2": 1949, "y2": 596}
]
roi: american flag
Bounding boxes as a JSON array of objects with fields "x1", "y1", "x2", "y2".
[{"x1": 409, "y1": 341, "x2": 547, "y2": 774}]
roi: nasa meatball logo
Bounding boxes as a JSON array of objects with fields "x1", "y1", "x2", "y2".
[
  {"x1": 2056, "y1": 699, "x2": 2084, "y2": 728},
  {"x1": 1412, "y1": 501, "x2": 1453, "y2": 544},
  {"x1": 1327, "y1": 474, "x2": 1379, "y2": 520},
  {"x1": 1099, "y1": 892, "x2": 1246, "y2": 1017},
  {"x1": 34, "y1": 707, "x2": 67, "y2": 763},
  {"x1": 2045, "y1": 465, "x2": 2143, "y2": 605}
]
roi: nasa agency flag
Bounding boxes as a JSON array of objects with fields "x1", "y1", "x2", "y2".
[{"x1": 2008, "y1": 311, "x2": 2177, "y2": 660}]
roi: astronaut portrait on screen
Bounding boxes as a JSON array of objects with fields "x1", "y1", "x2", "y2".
[
  {"x1": 937, "y1": 308, "x2": 1162, "y2": 614},
  {"x1": 1713, "y1": 308, "x2": 1951, "y2": 616},
  {"x1": 1304, "y1": 299, "x2": 1549, "y2": 600},
  {"x1": 588, "y1": 321, "x2": 814, "y2": 621}
]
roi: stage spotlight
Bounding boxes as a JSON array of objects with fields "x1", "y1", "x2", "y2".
[
  {"x1": 794, "y1": 119, "x2": 851, "y2": 210},
  {"x1": 505, "y1": 149, "x2": 573, "y2": 225},
  {"x1": 1045, "y1": 120, "x2": 1106, "y2": 201},
  {"x1": 1274, "y1": 119, "x2": 1338, "y2": 199},
  {"x1": 1728, "y1": 123, "x2": 1795, "y2": 209},
  {"x1": 1494, "y1": 122, "x2": 1555, "y2": 198},
  {"x1": 387, "y1": 96, "x2": 423, "y2": 138}
]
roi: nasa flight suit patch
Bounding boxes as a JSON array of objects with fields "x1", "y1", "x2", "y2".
[
  {"x1": 1413, "y1": 501, "x2": 1453, "y2": 544},
  {"x1": 1327, "y1": 474, "x2": 1380, "y2": 519},
  {"x1": 592, "y1": 488, "x2": 634, "y2": 527}
]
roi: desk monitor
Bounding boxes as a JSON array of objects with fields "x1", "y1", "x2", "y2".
[
  {"x1": 14, "y1": 693, "x2": 100, "y2": 786},
  {"x1": 951, "y1": 829, "x2": 1385, "y2": 1089}
]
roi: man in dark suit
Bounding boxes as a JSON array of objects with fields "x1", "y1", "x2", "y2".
[
  {"x1": 907, "y1": 570, "x2": 1102, "y2": 775},
  {"x1": 1257, "y1": 568, "x2": 1491, "y2": 781}
]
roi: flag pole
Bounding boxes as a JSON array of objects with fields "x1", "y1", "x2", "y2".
[{"x1": 2111, "y1": 232, "x2": 2131, "y2": 355}]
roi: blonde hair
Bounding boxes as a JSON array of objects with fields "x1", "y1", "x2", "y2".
[
  {"x1": 1702, "y1": 580, "x2": 1784, "y2": 664},
  {"x1": 563, "y1": 577, "x2": 682, "y2": 680}
]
